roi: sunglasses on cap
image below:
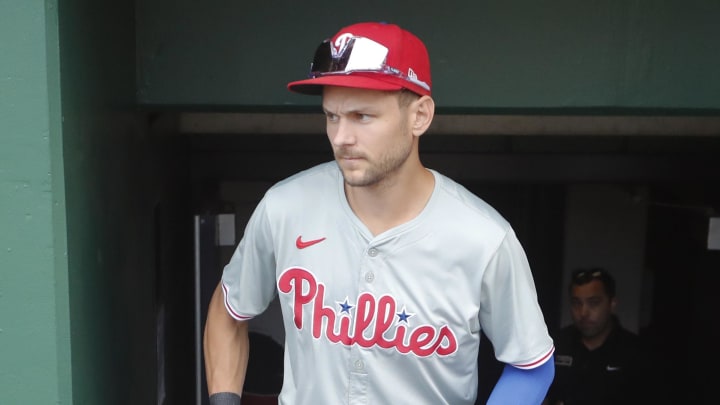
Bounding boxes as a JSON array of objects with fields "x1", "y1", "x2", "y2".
[
  {"x1": 570, "y1": 268, "x2": 616, "y2": 296},
  {"x1": 572, "y1": 269, "x2": 604, "y2": 280},
  {"x1": 309, "y1": 36, "x2": 430, "y2": 92}
]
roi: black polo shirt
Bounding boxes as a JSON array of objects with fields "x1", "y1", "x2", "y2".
[{"x1": 546, "y1": 318, "x2": 646, "y2": 405}]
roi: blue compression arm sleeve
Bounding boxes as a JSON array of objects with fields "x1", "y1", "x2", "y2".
[{"x1": 486, "y1": 355, "x2": 555, "y2": 405}]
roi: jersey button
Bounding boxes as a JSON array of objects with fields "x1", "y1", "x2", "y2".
[
  {"x1": 354, "y1": 360, "x2": 364, "y2": 371},
  {"x1": 368, "y1": 247, "x2": 378, "y2": 257},
  {"x1": 365, "y1": 272, "x2": 375, "y2": 283}
]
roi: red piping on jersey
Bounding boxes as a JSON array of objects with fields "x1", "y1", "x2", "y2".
[
  {"x1": 221, "y1": 282, "x2": 252, "y2": 321},
  {"x1": 514, "y1": 346, "x2": 555, "y2": 370}
]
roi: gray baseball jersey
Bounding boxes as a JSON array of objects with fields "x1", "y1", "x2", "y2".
[{"x1": 221, "y1": 161, "x2": 554, "y2": 405}]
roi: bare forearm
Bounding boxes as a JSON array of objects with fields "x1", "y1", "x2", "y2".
[{"x1": 204, "y1": 282, "x2": 250, "y2": 396}]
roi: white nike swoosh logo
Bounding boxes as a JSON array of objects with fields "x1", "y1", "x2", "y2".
[{"x1": 606, "y1": 365, "x2": 621, "y2": 371}]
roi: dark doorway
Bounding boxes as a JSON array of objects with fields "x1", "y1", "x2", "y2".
[{"x1": 641, "y1": 184, "x2": 719, "y2": 404}]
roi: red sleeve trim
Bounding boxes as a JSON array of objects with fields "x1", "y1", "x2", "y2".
[
  {"x1": 513, "y1": 346, "x2": 555, "y2": 370},
  {"x1": 221, "y1": 282, "x2": 253, "y2": 321}
]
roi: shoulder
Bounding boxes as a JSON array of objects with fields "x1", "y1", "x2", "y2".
[
  {"x1": 608, "y1": 317, "x2": 642, "y2": 345},
  {"x1": 430, "y1": 170, "x2": 512, "y2": 232},
  {"x1": 611, "y1": 326, "x2": 643, "y2": 349},
  {"x1": 264, "y1": 161, "x2": 338, "y2": 199},
  {"x1": 270, "y1": 161, "x2": 337, "y2": 189},
  {"x1": 256, "y1": 161, "x2": 340, "y2": 217}
]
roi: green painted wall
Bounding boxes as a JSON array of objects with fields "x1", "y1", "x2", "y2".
[
  {"x1": 57, "y1": 0, "x2": 166, "y2": 403},
  {"x1": 0, "y1": 0, "x2": 72, "y2": 404},
  {"x1": 0, "y1": 0, "x2": 71, "y2": 404},
  {"x1": 137, "y1": 0, "x2": 720, "y2": 110},
  {"x1": 3, "y1": 1, "x2": 190, "y2": 404}
]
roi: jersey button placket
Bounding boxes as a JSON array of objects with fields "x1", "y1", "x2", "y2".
[
  {"x1": 367, "y1": 248, "x2": 378, "y2": 280},
  {"x1": 364, "y1": 247, "x2": 378, "y2": 283},
  {"x1": 349, "y1": 245, "x2": 377, "y2": 404}
]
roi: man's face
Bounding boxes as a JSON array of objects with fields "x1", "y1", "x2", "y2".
[
  {"x1": 322, "y1": 86, "x2": 416, "y2": 187},
  {"x1": 569, "y1": 279, "x2": 616, "y2": 339}
]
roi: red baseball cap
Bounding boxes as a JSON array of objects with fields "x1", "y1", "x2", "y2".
[{"x1": 287, "y1": 22, "x2": 432, "y2": 97}]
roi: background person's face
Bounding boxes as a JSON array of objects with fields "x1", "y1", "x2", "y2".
[{"x1": 569, "y1": 279, "x2": 616, "y2": 339}]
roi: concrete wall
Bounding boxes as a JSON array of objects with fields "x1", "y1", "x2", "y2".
[{"x1": 561, "y1": 184, "x2": 649, "y2": 333}]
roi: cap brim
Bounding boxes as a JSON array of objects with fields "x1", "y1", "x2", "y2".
[{"x1": 287, "y1": 74, "x2": 405, "y2": 95}]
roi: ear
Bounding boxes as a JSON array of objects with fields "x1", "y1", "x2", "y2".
[{"x1": 411, "y1": 95, "x2": 435, "y2": 137}]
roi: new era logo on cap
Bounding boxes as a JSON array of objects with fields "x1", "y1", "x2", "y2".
[{"x1": 288, "y1": 22, "x2": 432, "y2": 97}]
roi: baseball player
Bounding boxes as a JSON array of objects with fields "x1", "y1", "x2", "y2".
[{"x1": 204, "y1": 21, "x2": 555, "y2": 405}]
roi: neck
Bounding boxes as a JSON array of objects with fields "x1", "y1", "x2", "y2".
[
  {"x1": 345, "y1": 164, "x2": 434, "y2": 236},
  {"x1": 581, "y1": 318, "x2": 616, "y2": 351}
]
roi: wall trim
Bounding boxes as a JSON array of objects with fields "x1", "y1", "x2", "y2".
[{"x1": 161, "y1": 112, "x2": 720, "y2": 136}]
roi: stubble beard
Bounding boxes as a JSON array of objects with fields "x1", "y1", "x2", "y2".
[
  {"x1": 576, "y1": 315, "x2": 611, "y2": 339},
  {"x1": 337, "y1": 138, "x2": 413, "y2": 188}
]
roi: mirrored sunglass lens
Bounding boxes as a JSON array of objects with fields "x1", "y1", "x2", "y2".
[
  {"x1": 311, "y1": 41, "x2": 334, "y2": 73},
  {"x1": 343, "y1": 37, "x2": 387, "y2": 71},
  {"x1": 310, "y1": 37, "x2": 389, "y2": 75},
  {"x1": 335, "y1": 37, "x2": 355, "y2": 71}
]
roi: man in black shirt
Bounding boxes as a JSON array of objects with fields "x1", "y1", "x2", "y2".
[{"x1": 544, "y1": 268, "x2": 647, "y2": 405}]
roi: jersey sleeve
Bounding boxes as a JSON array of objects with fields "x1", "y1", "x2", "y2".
[
  {"x1": 479, "y1": 229, "x2": 555, "y2": 369},
  {"x1": 220, "y1": 196, "x2": 278, "y2": 321}
]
